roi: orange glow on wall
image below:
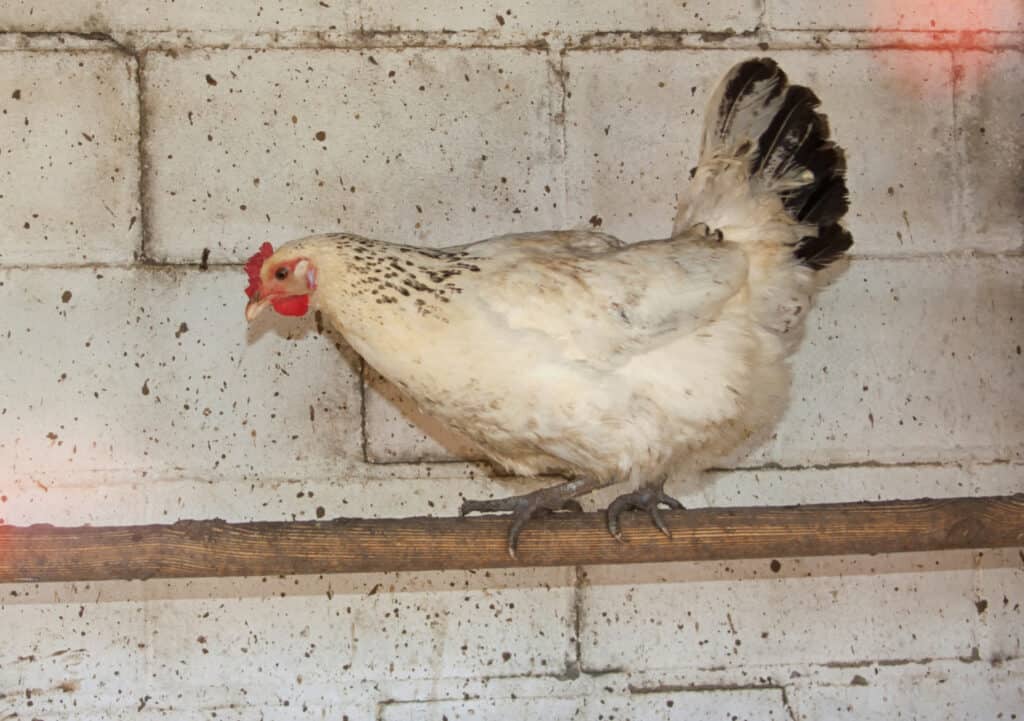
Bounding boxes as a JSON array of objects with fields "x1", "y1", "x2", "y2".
[
  {"x1": 870, "y1": 0, "x2": 1012, "y2": 30},
  {"x1": 869, "y1": 0, "x2": 1007, "y2": 94}
]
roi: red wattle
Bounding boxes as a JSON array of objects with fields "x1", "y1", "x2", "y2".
[{"x1": 271, "y1": 295, "x2": 310, "y2": 317}]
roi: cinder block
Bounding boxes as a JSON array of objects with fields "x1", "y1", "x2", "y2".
[
  {"x1": 361, "y1": 256, "x2": 1023, "y2": 468},
  {"x1": 564, "y1": 49, "x2": 959, "y2": 255},
  {"x1": 1, "y1": 572, "x2": 574, "y2": 711},
  {"x1": 618, "y1": 460, "x2": 1024, "y2": 512},
  {"x1": 0, "y1": 477, "x2": 150, "y2": 526},
  {"x1": 974, "y1": 548, "x2": 1024, "y2": 663},
  {"x1": 0, "y1": 51, "x2": 140, "y2": 265},
  {"x1": 129, "y1": 706, "x2": 348, "y2": 721},
  {"x1": 0, "y1": 705, "x2": 347, "y2": 721},
  {"x1": 749, "y1": 256, "x2": 1023, "y2": 466},
  {"x1": 380, "y1": 697, "x2": 583, "y2": 721},
  {"x1": 957, "y1": 51, "x2": 1024, "y2": 252},
  {"x1": 141, "y1": 566, "x2": 575, "y2": 684},
  {"x1": 583, "y1": 687, "x2": 789, "y2": 721},
  {"x1": 0, "y1": 469, "x2": 558, "y2": 527},
  {"x1": 0, "y1": 579, "x2": 375, "y2": 718},
  {"x1": 768, "y1": 0, "x2": 1024, "y2": 31},
  {"x1": 0, "y1": 267, "x2": 363, "y2": 485},
  {"x1": 0, "y1": 593, "x2": 148, "y2": 718},
  {"x1": 0, "y1": 0, "x2": 763, "y2": 35},
  {"x1": 141, "y1": 592, "x2": 357, "y2": 704},
  {"x1": 0, "y1": 1, "x2": 353, "y2": 33},
  {"x1": 342, "y1": 567, "x2": 577, "y2": 681},
  {"x1": 2, "y1": 569, "x2": 575, "y2": 709},
  {"x1": 787, "y1": 660, "x2": 1024, "y2": 720},
  {"x1": 579, "y1": 552, "x2": 986, "y2": 672},
  {"x1": 360, "y1": 0, "x2": 760, "y2": 35},
  {"x1": 562, "y1": 49, "x2": 714, "y2": 243},
  {"x1": 144, "y1": 48, "x2": 563, "y2": 263},
  {"x1": 376, "y1": 675, "x2": 595, "y2": 714}
]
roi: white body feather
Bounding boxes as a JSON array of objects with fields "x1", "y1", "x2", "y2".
[
  {"x1": 299, "y1": 223, "x2": 812, "y2": 489},
  {"x1": 261, "y1": 58, "x2": 848, "y2": 494}
]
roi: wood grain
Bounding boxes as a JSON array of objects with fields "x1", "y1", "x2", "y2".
[{"x1": 1, "y1": 495, "x2": 1022, "y2": 582}]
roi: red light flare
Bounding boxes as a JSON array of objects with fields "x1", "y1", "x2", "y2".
[
  {"x1": 869, "y1": 0, "x2": 1008, "y2": 93},
  {"x1": 870, "y1": 0, "x2": 1014, "y2": 32}
]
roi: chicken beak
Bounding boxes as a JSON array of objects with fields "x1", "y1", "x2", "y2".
[{"x1": 245, "y1": 293, "x2": 271, "y2": 322}]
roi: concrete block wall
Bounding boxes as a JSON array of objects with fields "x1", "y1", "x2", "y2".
[{"x1": 1, "y1": 2, "x2": 1021, "y2": 718}]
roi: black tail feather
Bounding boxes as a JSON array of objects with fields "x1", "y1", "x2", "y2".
[
  {"x1": 794, "y1": 224, "x2": 853, "y2": 270},
  {"x1": 711, "y1": 59, "x2": 786, "y2": 144},
  {"x1": 792, "y1": 173, "x2": 849, "y2": 226},
  {"x1": 715, "y1": 58, "x2": 852, "y2": 269}
]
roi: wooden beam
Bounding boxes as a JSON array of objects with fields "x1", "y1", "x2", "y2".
[{"x1": 1, "y1": 495, "x2": 1022, "y2": 583}]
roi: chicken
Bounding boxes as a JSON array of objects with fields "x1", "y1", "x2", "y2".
[{"x1": 243, "y1": 58, "x2": 852, "y2": 555}]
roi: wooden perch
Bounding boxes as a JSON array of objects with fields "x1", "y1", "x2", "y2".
[{"x1": 1, "y1": 495, "x2": 1022, "y2": 583}]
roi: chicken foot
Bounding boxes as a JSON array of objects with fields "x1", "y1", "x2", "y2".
[
  {"x1": 606, "y1": 486, "x2": 685, "y2": 542},
  {"x1": 460, "y1": 477, "x2": 601, "y2": 558}
]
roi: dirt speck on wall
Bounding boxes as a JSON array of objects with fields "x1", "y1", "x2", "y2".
[{"x1": 0, "y1": 0, "x2": 1021, "y2": 718}]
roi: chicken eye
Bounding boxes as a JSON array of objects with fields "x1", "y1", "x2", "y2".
[{"x1": 275, "y1": 267, "x2": 290, "y2": 280}]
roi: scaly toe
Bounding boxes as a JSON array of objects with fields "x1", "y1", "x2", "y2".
[
  {"x1": 506, "y1": 501, "x2": 535, "y2": 558},
  {"x1": 462, "y1": 488, "x2": 588, "y2": 558},
  {"x1": 605, "y1": 492, "x2": 643, "y2": 543},
  {"x1": 604, "y1": 490, "x2": 686, "y2": 541},
  {"x1": 648, "y1": 505, "x2": 672, "y2": 538}
]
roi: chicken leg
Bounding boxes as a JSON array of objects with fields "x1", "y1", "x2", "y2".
[{"x1": 460, "y1": 477, "x2": 602, "y2": 557}]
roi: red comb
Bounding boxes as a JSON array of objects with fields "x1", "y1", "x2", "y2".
[{"x1": 244, "y1": 242, "x2": 274, "y2": 299}]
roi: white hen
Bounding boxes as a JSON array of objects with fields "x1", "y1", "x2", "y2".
[{"x1": 244, "y1": 58, "x2": 852, "y2": 554}]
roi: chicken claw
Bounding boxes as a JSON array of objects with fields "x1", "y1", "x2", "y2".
[
  {"x1": 606, "y1": 490, "x2": 685, "y2": 542},
  {"x1": 461, "y1": 487, "x2": 585, "y2": 558}
]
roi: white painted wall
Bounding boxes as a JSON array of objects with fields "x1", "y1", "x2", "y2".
[{"x1": 1, "y1": 1, "x2": 1022, "y2": 718}]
